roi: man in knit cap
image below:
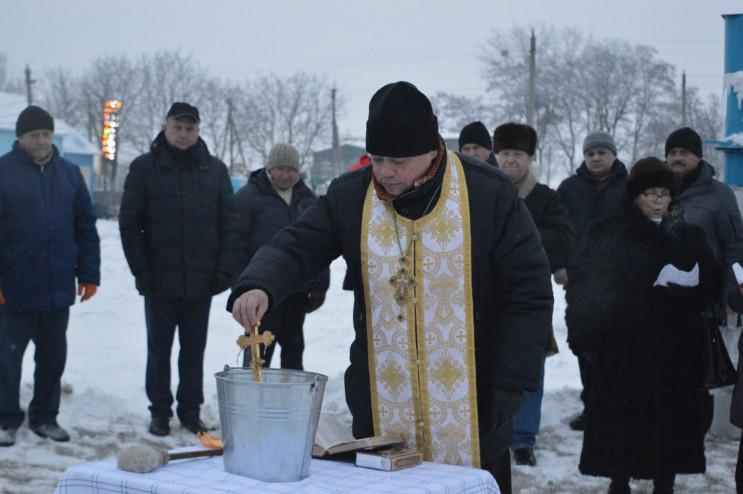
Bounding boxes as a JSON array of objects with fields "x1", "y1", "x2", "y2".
[
  {"x1": 556, "y1": 130, "x2": 628, "y2": 431},
  {"x1": 665, "y1": 127, "x2": 743, "y2": 297},
  {"x1": 229, "y1": 81, "x2": 553, "y2": 494},
  {"x1": 665, "y1": 126, "x2": 743, "y2": 434},
  {"x1": 0, "y1": 106, "x2": 100, "y2": 447},
  {"x1": 119, "y1": 102, "x2": 240, "y2": 437},
  {"x1": 493, "y1": 123, "x2": 573, "y2": 466},
  {"x1": 234, "y1": 143, "x2": 329, "y2": 370},
  {"x1": 459, "y1": 121, "x2": 497, "y2": 166}
]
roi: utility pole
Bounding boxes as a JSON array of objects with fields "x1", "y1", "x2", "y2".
[
  {"x1": 224, "y1": 99, "x2": 247, "y2": 175},
  {"x1": 331, "y1": 87, "x2": 342, "y2": 178},
  {"x1": 527, "y1": 30, "x2": 536, "y2": 127},
  {"x1": 681, "y1": 71, "x2": 687, "y2": 126},
  {"x1": 25, "y1": 65, "x2": 35, "y2": 106}
]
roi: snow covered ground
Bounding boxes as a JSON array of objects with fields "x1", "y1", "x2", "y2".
[{"x1": 0, "y1": 219, "x2": 738, "y2": 493}]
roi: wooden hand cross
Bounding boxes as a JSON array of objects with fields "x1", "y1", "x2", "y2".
[{"x1": 236, "y1": 322, "x2": 275, "y2": 382}]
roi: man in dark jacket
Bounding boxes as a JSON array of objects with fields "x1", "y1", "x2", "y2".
[
  {"x1": 556, "y1": 130, "x2": 628, "y2": 430},
  {"x1": 665, "y1": 127, "x2": 743, "y2": 307},
  {"x1": 228, "y1": 82, "x2": 553, "y2": 494},
  {"x1": 0, "y1": 106, "x2": 100, "y2": 447},
  {"x1": 235, "y1": 143, "x2": 329, "y2": 370},
  {"x1": 459, "y1": 121, "x2": 498, "y2": 166},
  {"x1": 119, "y1": 102, "x2": 239, "y2": 437},
  {"x1": 493, "y1": 123, "x2": 573, "y2": 467}
]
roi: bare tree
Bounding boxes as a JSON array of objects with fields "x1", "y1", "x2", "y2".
[
  {"x1": 429, "y1": 92, "x2": 495, "y2": 135},
  {"x1": 0, "y1": 54, "x2": 25, "y2": 95},
  {"x1": 235, "y1": 72, "x2": 337, "y2": 168},
  {"x1": 480, "y1": 26, "x2": 681, "y2": 176},
  {"x1": 41, "y1": 67, "x2": 85, "y2": 128}
]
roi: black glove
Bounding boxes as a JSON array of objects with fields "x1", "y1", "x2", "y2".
[
  {"x1": 664, "y1": 282, "x2": 695, "y2": 299},
  {"x1": 306, "y1": 289, "x2": 326, "y2": 313},
  {"x1": 487, "y1": 388, "x2": 523, "y2": 434},
  {"x1": 211, "y1": 272, "x2": 233, "y2": 295},
  {"x1": 135, "y1": 271, "x2": 153, "y2": 296}
]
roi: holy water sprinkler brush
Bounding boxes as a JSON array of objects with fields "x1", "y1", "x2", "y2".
[{"x1": 116, "y1": 444, "x2": 223, "y2": 473}]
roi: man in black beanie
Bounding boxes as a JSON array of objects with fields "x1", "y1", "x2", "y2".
[
  {"x1": 665, "y1": 126, "x2": 743, "y2": 434},
  {"x1": 665, "y1": 126, "x2": 743, "y2": 304},
  {"x1": 459, "y1": 121, "x2": 497, "y2": 166},
  {"x1": 119, "y1": 102, "x2": 240, "y2": 437},
  {"x1": 228, "y1": 81, "x2": 553, "y2": 494},
  {"x1": 0, "y1": 106, "x2": 100, "y2": 447}
]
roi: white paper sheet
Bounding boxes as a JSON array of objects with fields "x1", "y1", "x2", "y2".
[{"x1": 653, "y1": 262, "x2": 699, "y2": 287}]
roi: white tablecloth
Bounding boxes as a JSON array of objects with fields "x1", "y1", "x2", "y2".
[{"x1": 55, "y1": 454, "x2": 499, "y2": 494}]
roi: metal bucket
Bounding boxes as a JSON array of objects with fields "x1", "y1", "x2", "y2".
[{"x1": 215, "y1": 367, "x2": 327, "y2": 482}]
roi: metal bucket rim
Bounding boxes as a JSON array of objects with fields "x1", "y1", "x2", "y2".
[{"x1": 215, "y1": 367, "x2": 328, "y2": 384}]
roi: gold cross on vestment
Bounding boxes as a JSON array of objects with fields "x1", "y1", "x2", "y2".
[
  {"x1": 389, "y1": 254, "x2": 416, "y2": 306},
  {"x1": 236, "y1": 322, "x2": 275, "y2": 382}
]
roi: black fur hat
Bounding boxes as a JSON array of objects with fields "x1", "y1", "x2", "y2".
[
  {"x1": 626, "y1": 157, "x2": 678, "y2": 199},
  {"x1": 366, "y1": 81, "x2": 439, "y2": 157},
  {"x1": 493, "y1": 123, "x2": 537, "y2": 156}
]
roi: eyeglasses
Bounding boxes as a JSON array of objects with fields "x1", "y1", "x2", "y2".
[{"x1": 642, "y1": 191, "x2": 671, "y2": 202}]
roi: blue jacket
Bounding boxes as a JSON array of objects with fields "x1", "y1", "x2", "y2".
[
  {"x1": 0, "y1": 142, "x2": 100, "y2": 311},
  {"x1": 235, "y1": 168, "x2": 329, "y2": 294}
]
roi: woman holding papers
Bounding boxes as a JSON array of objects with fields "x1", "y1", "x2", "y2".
[{"x1": 566, "y1": 157, "x2": 721, "y2": 494}]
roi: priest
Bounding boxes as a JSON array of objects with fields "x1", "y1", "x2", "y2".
[{"x1": 228, "y1": 81, "x2": 553, "y2": 494}]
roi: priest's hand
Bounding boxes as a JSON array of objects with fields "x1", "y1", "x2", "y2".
[{"x1": 232, "y1": 289, "x2": 269, "y2": 329}]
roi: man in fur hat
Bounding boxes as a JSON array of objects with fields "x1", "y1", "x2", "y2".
[
  {"x1": 229, "y1": 81, "x2": 553, "y2": 494},
  {"x1": 493, "y1": 123, "x2": 573, "y2": 467}
]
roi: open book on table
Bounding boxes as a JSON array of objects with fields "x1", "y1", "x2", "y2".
[{"x1": 312, "y1": 412, "x2": 405, "y2": 458}]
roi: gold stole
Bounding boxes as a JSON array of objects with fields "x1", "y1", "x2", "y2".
[{"x1": 361, "y1": 151, "x2": 479, "y2": 467}]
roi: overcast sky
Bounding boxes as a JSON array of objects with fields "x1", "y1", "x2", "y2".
[{"x1": 2, "y1": 1, "x2": 741, "y2": 140}]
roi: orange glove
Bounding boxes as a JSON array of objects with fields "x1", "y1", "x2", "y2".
[
  {"x1": 78, "y1": 284, "x2": 97, "y2": 302},
  {"x1": 0, "y1": 289, "x2": 4, "y2": 305}
]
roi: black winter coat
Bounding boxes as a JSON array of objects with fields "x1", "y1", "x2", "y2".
[
  {"x1": 522, "y1": 183, "x2": 573, "y2": 272},
  {"x1": 227, "y1": 150, "x2": 553, "y2": 464},
  {"x1": 566, "y1": 201, "x2": 720, "y2": 479},
  {"x1": 234, "y1": 168, "x2": 329, "y2": 293},
  {"x1": 557, "y1": 159, "x2": 628, "y2": 267},
  {"x1": 119, "y1": 133, "x2": 239, "y2": 298}
]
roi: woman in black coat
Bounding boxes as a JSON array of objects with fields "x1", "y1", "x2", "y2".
[{"x1": 566, "y1": 157, "x2": 720, "y2": 494}]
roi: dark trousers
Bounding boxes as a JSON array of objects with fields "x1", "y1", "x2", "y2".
[
  {"x1": 0, "y1": 309, "x2": 69, "y2": 428},
  {"x1": 737, "y1": 436, "x2": 743, "y2": 494},
  {"x1": 243, "y1": 293, "x2": 307, "y2": 370},
  {"x1": 144, "y1": 296, "x2": 211, "y2": 420},
  {"x1": 482, "y1": 449, "x2": 512, "y2": 494}
]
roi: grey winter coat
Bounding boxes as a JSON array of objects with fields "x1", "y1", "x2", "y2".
[{"x1": 676, "y1": 160, "x2": 743, "y2": 304}]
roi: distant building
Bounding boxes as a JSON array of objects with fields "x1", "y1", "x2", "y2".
[
  {"x1": 0, "y1": 92, "x2": 100, "y2": 201},
  {"x1": 311, "y1": 144, "x2": 366, "y2": 193}
]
